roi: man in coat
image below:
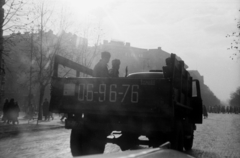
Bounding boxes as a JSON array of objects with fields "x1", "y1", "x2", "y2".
[
  {"x1": 93, "y1": 51, "x2": 111, "y2": 77},
  {"x1": 2, "y1": 99, "x2": 9, "y2": 123},
  {"x1": 42, "y1": 99, "x2": 49, "y2": 121}
]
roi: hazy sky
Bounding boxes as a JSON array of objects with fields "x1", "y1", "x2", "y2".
[{"x1": 41, "y1": 0, "x2": 240, "y2": 102}]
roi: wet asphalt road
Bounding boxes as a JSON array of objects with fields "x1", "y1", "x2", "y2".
[{"x1": 0, "y1": 113, "x2": 240, "y2": 158}]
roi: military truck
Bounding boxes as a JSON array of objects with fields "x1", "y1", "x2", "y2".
[{"x1": 49, "y1": 53, "x2": 203, "y2": 156}]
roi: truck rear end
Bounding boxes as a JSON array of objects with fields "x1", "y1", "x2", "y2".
[
  {"x1": 51, "y1": 75, "x2": 174, "y2": 133},
  {"x1": 49, "y1": 54, "x2": 202, "y2": 156}
]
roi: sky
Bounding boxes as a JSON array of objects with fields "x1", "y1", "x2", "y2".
[{"x1": 22, "y1": 0, "x2": 240, "y2": 102}]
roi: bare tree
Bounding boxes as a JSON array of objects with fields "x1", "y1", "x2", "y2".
[
  {"x1": 72, "y1": 20, "x2": 104, "y2": 76},
  {"x1": 25, "y1": 0, "x2": 65, "y2": 120},
  {"x1": 0, "y1": 0, "x2": 33, "y2": 107},
  {"x1": 2, "y1": 1, "x2": 77, "y2": 120},
  {"x1": 226, "y1": 9, "x2": 240, "y2": 60},
  {"x1": 28, "y1": 1, "x2": 89, "y2": 121},
  {"x1": 3, "y1": 0, "x2": 27, "y2": 32},
  {"x1": 1, "y1": 0, "x2": 28, "y2": 99},
  {"x1": 2, "y1": 0, "x2": 29, "y2": 54},
  {"x1": 3, "y1": 0, "x2": 105, "y2": 120},
  {"x1": 229, "y1": 87, "x2": 240, "y2": 107}
]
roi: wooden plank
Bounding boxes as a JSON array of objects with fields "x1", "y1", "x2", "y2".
[{"x1": 54, "y1": 55, "x2": 93, "y2": 76}]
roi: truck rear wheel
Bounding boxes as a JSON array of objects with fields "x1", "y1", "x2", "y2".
[
  {"x1": 70, "y1": 129, "x2": 106, "y2": 156},
  {"x1": 171, "y1": 121, "x2": 184, "y2": 151},
  {"x1": 184, "y1": 134, "x2": 193, "y2": 151}
]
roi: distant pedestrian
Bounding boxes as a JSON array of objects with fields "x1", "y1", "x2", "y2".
[
  {"x1": 221, "y1": 106, "x2": 225, "y2": 114},
  {"x1": 226, "y1": 106, "x2": 230, "y2": 113},
  {"x1": 2, "y1": 99, "x2": 9, "y2": 123},
  {"x1": 230, "y1": 106, "x2": 233, "y2": 113},
  {"x1": 7, "y1": 98, "x2": 16, "y2": 124},
  {"x1": 27, "y1": 103, "x2": 35, "y2": 120},
  {"x1": 233, "y1": 106, "x2": 238, "y2": 114},
  {"x1": 208, "y1": 106, "x2": 211, "y2": 113},
  {"x1": 237, "y1": 107, "x2": 240, "y2": 114},
  {"x1": 12, "y1": 101, "x2": 20, "y2": 124},
  {"x1": 42, "y1": 99, "x2": 49, "y2": 121},
  {"x1": 217, "y1": 105, "x2": 220, "y2": 113},
  {"x1": 212, "y1": 106, "x2": 215, "y2": 113},
  {"x1": 211, "y1": 106, "x2": 213, "y2": 113},
  {"x1": 49, "y1": 112, "x2": 54, "y2": 120},
  {"x1": 109, "y1": 59, "x2": 121, "y2": 77},
  {"x1": 203, "y1": 104, "x2": 208, "y2": 119}
]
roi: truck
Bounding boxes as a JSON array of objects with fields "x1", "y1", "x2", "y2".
[{"x1": 49, "y1": 53, "x2": 203, "y2": 156}]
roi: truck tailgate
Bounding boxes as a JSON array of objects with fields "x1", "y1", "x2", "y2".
[{"x1": 50, "y1": 77, "x2": 172, "y2": 116}]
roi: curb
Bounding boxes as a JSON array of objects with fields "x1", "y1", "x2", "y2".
[
  {"x1": 27, "y1": 125, "x2": 65, "y2": 132},
  {"x1": 0, "y1": 125, "x2": 65, "y2": 138}
]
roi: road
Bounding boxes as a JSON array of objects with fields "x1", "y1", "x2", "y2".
[
  {"x1": 187, "y1": 113, "x2": 240, "y2": 158},
  {"x1": 0, "y1": 113, "x2": 240, "y2": 158}
]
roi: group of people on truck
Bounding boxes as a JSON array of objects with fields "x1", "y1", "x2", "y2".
[
  {"x1": 2, "y1": 98, "x2": 20, "y2": 124},
  {"x1": 93, "y1": 51, "x2": 121, "y2": 78}
]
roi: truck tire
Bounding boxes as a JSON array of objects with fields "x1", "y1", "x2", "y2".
[
  {"x1": 70, "y1": 129, "x2": 106, "y2": 156},
  {"x1": 184, "y1": 134, "x2": 193, "y2": 151},
  {"x1": 117, "y1": 132, "x2": 139, "y2": 151},
  {"x1": 171, "y1": 121, "x2": 184, "y2": 151}
]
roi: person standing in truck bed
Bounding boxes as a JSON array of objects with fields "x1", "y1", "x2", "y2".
[
  {"x1": 93, "y1": 51, "x2": 111, "y2": 77},
  {"x1": 109, "y1": 59, "x2": 121, "y2": 77}
]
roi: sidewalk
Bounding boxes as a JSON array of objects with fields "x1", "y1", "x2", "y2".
[{"x1": 0, "y1": 112, "x2": 65, "y2": 137}]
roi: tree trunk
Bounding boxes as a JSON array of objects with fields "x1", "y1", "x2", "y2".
[
  {"x1": 0, "y1": 1, "x2": 5, "y2": 106},
  {"x1": 38, "y1": 84, "x2": 45, "y2": 120}
]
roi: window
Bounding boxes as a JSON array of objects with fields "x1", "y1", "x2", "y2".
[{"x1": 192, "y1": 81, "x2": 197, "y2": 97}]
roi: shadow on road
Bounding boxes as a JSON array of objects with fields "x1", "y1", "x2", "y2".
[{"x1": 186, "y1": 148, "x2": 220, "y2": 158}]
